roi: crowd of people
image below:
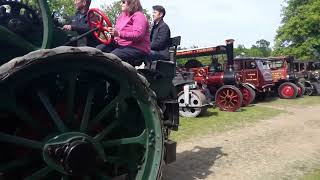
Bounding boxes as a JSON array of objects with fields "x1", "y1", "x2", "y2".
[{"x1": 63, "y1": 0, "x2": 171, "y2": 65}]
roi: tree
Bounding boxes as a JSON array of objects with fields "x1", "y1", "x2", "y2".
[
  {"x1": 274, "y1": 0, "x2": 320, "y2": 60},
  {"x1": 100, "y1": 0, "x2": 152, "y2": 25},
  {"x1": 26, "y1": 0, "x2": 75, "y2": 17},
  {"x1": 253, "y1": 39, "x2": 272, "y2": 57},
  {"x1": 234, "y1": 40, "x2": 271, "y2": 58}
]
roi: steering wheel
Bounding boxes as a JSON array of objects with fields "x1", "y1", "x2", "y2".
[{"x1": 87, "y1": 8, "x2": 112, "y2": 45}]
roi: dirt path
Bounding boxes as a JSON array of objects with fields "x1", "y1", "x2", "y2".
[{"x1": 162, "y1": 105, "x2": 320, "y2": 180}]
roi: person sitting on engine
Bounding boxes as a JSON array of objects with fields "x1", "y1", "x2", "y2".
[
  {"x1": 96, "y1": 0, "x2": 150, "y2": 65},
  {"x1": 210, "y1": 57, "x2": 222, "y2": 72},
  {"x1": 150, "y1": 5, "x2": 171, "y2": 61},
  {"x1": 62, "y1": 0, "x2": 99, "y2": 47}
]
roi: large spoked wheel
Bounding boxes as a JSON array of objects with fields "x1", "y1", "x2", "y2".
[
  {"x1": 215, "y1": 85, "x2": 243, "y2": 112},
  {"x1": 278, "y1": 82, "x2": 298, "y2": 99},
  {"x1": 239, "y1": 84, "x2": 256, "y2": 107},
  {"x1": 178, "y1": 90, "x2": 208, "y2": 118},
  {"x1": 88, "y1": 8, "x2": 113, "y2": 45},
  {"x1": 0, "y1": 47, "x2": 163, "y2": 179},
  {"x1": 296, "y1": 82, "x2": 305, "y2": 97}
]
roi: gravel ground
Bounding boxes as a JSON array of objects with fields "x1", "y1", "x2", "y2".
[{"x1": 162, "y1": 104, "x2": 320, "y2": 180}]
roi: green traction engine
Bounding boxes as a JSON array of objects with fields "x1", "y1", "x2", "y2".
[{"x1": 0, "y1": 0, "x2": 179, "y2": 179}]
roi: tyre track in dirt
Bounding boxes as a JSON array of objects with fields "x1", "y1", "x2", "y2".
[{"x1": 162, "y1": 105, "x2": 320, "y2": 180}]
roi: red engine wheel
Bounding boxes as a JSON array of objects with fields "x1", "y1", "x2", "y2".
[
  {"x1": 88, "y1": 8, "x2": 112, "y2": 45},
  {"x1": 296, "y1": 82, "x2": 305, "y2": 97},
  {"x1": 278, "y1": 82, "x2": 298, "y2": 99},
  {"x1": 239, "y1": 84, "x2": 256, "y2": 107},
  {"x1": 215, "y1": 85, "x2": 243, "y2": 112}
]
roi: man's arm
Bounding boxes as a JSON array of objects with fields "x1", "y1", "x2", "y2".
[
  {"x1": 71, "y1": 18, "x2": 91, "y2": 34},
  {"x1": 151, "y1": 24, "x2": 170, "y2": 51}
]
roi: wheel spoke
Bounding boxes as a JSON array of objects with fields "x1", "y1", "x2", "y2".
[
  {"x1": 222, "y1": 91, "x2": 227, "y2": 97},
  {"x1": 0, "y1": 94, "x2": 42, "y2": 131},
  {"x1": 38, "y1": 91, "x2": 68, "y2": 133},
  {"x1": 25, "y1": 166, "x2": 53, "y2": 180},
  {"x1": 102, "y1": 33, "x2": 108, "y2": 40},
  {"x1": 0, "y1": 132, "x2": 43, "y2": 149},
  {"x1": 0, "y1": 158, "x2": 32, "y2": 172},
  {"x1": 13, "y1": 104, "x2": 43, "y2": 131},
  {"x1": 102, "y1": 130, "x2": 147, "y2": 147},
  {"x1": 91, "y1": 92, "x2": 126, "y2": 126},
  {"x1": 226, "y1": 89, "x2": 230, "y2": 96},
  {"x1": 90, "y1": 21, "x2": 98, "y2": 26},
  {"x1": 80, "y1": 87, "x2": 95, "y2": 132},
  {"x1": 66, "y1": 73, "x2": 78, "y2": 124},
  {"x1": 94, "y1": 120, "x2": 121, "y2": 142}
]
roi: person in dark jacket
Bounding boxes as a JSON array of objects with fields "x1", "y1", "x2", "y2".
[
  {"x1": 150, "y1": 5, "x2": 171, "y2": 61},
  {"x1": 62, "y1": 0, "x2": 99, "y2": 47}
]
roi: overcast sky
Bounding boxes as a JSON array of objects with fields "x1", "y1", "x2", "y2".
[{"x1": 91, "y1": 0, "x2": 284, "y2": 48}]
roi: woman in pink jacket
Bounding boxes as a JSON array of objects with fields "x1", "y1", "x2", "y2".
[{"x1": 97, "y1": 0, "x2": 150, "y2": 65}]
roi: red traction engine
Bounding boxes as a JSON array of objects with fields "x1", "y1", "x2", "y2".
[
  {"x1": 268, "y1": 56, "x2": 305, "y2": 99},
  {"x1": 176, "y1": 40, "x2": 255, "y2": 112}
]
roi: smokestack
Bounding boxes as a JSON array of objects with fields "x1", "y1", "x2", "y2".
[{"x1": 225, "y1": 39, "x2": 235, "y2": 71}]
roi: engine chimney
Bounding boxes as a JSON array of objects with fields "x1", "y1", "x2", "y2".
[{"x1": 225, "y1": 39, "x2": 235, "y2": 71}]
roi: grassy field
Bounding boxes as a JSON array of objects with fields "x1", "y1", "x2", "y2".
[
  {"x1": 260, "y1": 96, "x2": 320, "y2": 107},
  {"x1": 170, "y1": 95, "x2": 320, "y2": 142},
  {"x1": 303, "y1": 170, "x2": 320, "y2": 180},
  {"x1": 170, "y1": 105, "x2": 284, "y2": 142}
]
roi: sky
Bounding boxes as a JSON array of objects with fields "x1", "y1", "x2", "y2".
[{"x1": 90, "y1": 0, "x2": 284, "y2": 48}]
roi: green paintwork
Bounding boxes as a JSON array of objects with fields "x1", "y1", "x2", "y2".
[
  {"x1": 0, "y1": 52, "x2": 164, "y2": 179},
  {"x1": 0, "y1": 0, "x2": 177, "y2": 178}
]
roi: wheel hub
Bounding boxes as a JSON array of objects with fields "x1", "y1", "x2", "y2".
[
  {"x1": 282, "y1": 85, "x2": 294, "y2": 97},
  {"x1": 43, "y1": 133, "x2": 102, "y2": 176}
]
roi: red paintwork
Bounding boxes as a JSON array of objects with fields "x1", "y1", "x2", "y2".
[
  {"x1": 297, "y1": 86, "x2": 302, "y2": 96},
  {"x1": 281, "y1": 84, "x2": 295, "y2": 97},
  {"x1": 189, "y1": 66, "x2": 225, "y2": 94},
  {"x1": 268, "y1": 57, "x2": 289, "y2": 83},
  {"x1": 215, "y1": 87, "x2": 242, "y2": 111},
  {"x1": 88, "y1": 8, "x2": 113, "y2": 45},
  {"x1": 239, "y1": 86, "x2": 252, "y2": 106},
  {"x1": 233, "y1": 58, "x2": 274, "y2": 92}
]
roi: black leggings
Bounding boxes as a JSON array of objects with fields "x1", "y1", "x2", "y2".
[{"x1": 96, "y1": 43, "x2": 148, "y2": 65}]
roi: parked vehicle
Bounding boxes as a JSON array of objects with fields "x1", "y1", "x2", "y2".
[
  {"x1": 0, "y1": 1, "x2": 179, "y2": 179},
  {"x1": 268, "y1": 56, "x2": 305, "y2": 99},
  {"x1": 233, "y1": 57, "x2": 274, "y2": 100},
  {"x1": 175, "y1": 40, "x2": 253, "y2": 113}
]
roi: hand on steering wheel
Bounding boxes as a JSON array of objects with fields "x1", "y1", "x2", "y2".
[{"x1": 87, "y1": 8, "x2": 113, "y2": 45}]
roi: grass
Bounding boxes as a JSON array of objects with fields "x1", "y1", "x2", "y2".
[
  {"x1": 170, "y1": 105, "x2": 284, "y2": 142},
  {"x1": 303, "y1": 170, "x2": 320, "y2": 180},
  {"x1": 260, "y1": 96, "x2": 320, "y2": 107}
]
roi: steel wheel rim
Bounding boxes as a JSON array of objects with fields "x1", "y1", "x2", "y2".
[
  {"x1": 216, "y1": 86, "x2": 242, "y2": 112},
  {"x1": 240, "y1": 87, "x2": 251, "y2": 107},
  {"x1": 178, "y1": 90, "x2": 205, "y2": 117},
  {"x1": 0, "y1": 51, "x2": 163, "y2": 179}
]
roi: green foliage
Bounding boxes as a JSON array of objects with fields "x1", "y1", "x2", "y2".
[
  {"x1": 177, "y1": 39, "x2": 272, "y2": 67},
  {"x1": 47, "y1": 0, "x2": 75, "y2": 17},
  {"x1": 100, "y1": 0, "x2": 152, "y2": 25},
  {"x1": 26, "y1": 0, "x2": 75, "y2": 17},
  {"x1": 234, "y1": 39, "x2": 272, "y2": 57},
  {"x1": 274, "y1": 0, "x2": 320, "y2": 60}
]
